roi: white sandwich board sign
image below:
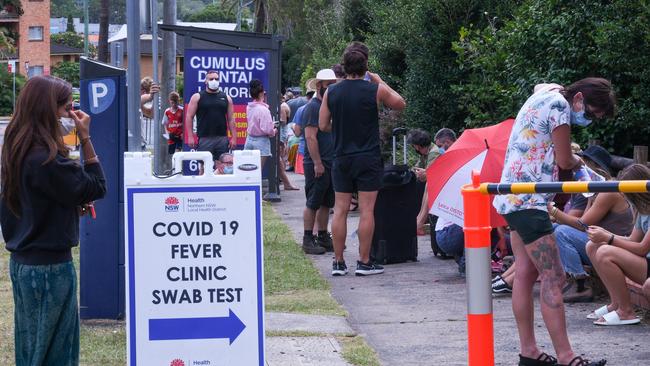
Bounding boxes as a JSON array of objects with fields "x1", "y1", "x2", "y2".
[{"x1": 124, "y1": 151, "x2": 264, "y2": 366}]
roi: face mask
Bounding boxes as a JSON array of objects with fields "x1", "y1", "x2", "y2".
[
  {"x1": 207, "y1": 80, "x2": 220, "y2": 91},
  {"x1": 319, "y1": 86, "x2": 327, "y2": 98},
  {"x1": 439, "y1": 147, "x2": 445, "y2": 154},
  {"x1": 223, "y1": 165, "x2": 234, "y2": 174},
  {"x1": 59, "y1": 117, "x2": 76, "y2": 135},
  {"x1": 570, "y1": 110, "x2": 592, "y2": 127}
]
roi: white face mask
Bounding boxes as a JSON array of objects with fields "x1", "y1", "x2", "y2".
[
  {"x1": 207, "y1": 80, "x2": 220, "y2": 91},
  {"x1": 59, "y1": 117, "x2": 76, "y2": 135}
]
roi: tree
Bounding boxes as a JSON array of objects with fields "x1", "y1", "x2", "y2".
[
  {"x1": 0, "y1": 65, "x2": 26, "y2": 116},
  {"x1": 254, "y1": 0, "x2": 268, "y2": 32},
  {"x1": 453, "y1": 0, "x2": 650, "y2": 155},
  {"x1": 66, "y1": 15, "x2": 75, "y2": 32},
  {"x1": 186, "y1": 3, "x2": 236, "y2": 22},
  {"x1": 97, "y1": 0, "x2": 109, "y2": 62},
  {"x1": 51, "y1": 61, "x2": 80, "y2": 87},
  {"x1": 51, "y1": 32, "x2": 96, "y2": 57},
  {"x1": 0, "y1": 27, "x2": 16, "y2": 60}
]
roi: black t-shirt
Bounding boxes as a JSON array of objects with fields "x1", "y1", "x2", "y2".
[
  {"x1": 196, "y1": 90, "x2": 229, "y2": 137},
  {"x1": 1, "y1": 148, "x2": 107, "y2": 265},
  {"x1": 326, "y1": 79, "x2": 380, "y2": 157},
  {"x1": 288, "y1": 97, "x2": 308, "y2": 123},
  {"x1": 302, "y1": 98, "x2": 334, "y2": 165}
]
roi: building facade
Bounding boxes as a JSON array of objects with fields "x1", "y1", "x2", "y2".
[{"x1": 1, "y1": 0, "x2": 51, "y2": 77}]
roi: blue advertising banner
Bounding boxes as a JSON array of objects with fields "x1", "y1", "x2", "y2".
[{"x1": 183, "y1": 49, "x2": 271, "y2": 146}]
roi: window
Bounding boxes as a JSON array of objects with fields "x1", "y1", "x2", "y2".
[
  {"x1": 28, "y1": 26, "x2": 43, "y2": 41},
  {"x1": 28, "y1": 65, "x2": 44, "y2": 78}
]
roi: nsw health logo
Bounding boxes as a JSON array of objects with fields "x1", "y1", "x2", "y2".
[{"x1": 165, "y1": 197, "x2": 180, "y2": 212}]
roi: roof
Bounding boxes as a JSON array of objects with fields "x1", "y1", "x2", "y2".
[
  {"x1": 108, "y1": 22, "x2": 237, "y2": 44},
  {"x1": 110, "y1": 38, "x2": 185, "y2": 57},
  {"x1": 51, "y1": 43, "x2": 84, "y2": 55}
]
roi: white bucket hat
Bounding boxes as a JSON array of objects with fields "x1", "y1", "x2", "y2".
[{"x1": 306, "y1": 69, "x2": 337, "y2": 92}]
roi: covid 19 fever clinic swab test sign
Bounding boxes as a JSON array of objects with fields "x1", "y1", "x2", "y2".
[{"x1": 124, "y1": 151, "x2": 264, "y2": 366}]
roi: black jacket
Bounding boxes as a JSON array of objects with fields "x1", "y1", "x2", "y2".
[{"x1": 1, "y1": 147, "x2": 106, "y2": 265}]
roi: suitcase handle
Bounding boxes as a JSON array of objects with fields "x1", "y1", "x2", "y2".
[
  {"x1": 392, "y1": 127, "x2": 408, "y2": 136},
  {"x1": 392, "y1": 127, "x2": 408, "y2": 165}
]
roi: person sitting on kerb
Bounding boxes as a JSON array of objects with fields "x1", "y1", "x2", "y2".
[{"x1": 214, "y1": 152, "x2": 234, "y2": 175}]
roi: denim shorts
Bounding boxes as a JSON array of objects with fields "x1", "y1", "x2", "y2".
[{"x1": 244, "y1": 135, "x2": 272, "y2": 157}]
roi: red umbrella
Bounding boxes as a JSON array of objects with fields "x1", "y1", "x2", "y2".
[{"x1": 426, "y1": 119, "x2": 515, "y2": 228}]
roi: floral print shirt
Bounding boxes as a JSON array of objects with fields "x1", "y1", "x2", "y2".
[{"x1": 493, "y1": 86, "x2": 570, "y2": 215}]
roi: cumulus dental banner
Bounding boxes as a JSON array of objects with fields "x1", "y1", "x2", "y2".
[{"x1": 183, "y1": 49, "x2": 271, "y2": 146}]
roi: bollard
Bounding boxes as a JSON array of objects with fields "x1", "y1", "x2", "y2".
[{"x1": 462, "y1": 170, "x2": 494, "y2": 366}]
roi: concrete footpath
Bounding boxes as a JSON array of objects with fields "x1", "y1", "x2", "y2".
[
  {"x1": 265, "y1": 312, "x2": 354, "y2": 366},
  {"x1": 272, "y1": 172, "x2": 650, "y2": 366}
]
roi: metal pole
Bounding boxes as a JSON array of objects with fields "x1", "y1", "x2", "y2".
[
  {"x1": 12, "y1": 62, "x2": 16, "y2": 111},
  {"x1": 127, "y1": 0, "x2": 142, "y2": 151},
  {"x1": 161, "y1": 0, "x2": 176, "y2": 172},
  {"x1": 83, "y1": 0, "x2": 89, "y2": 56},
  {"x1": 151, "y1": 0, "x2": 164, "y2": 172}
]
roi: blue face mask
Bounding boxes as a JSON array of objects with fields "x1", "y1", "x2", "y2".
[
  {"x1": 223, "y1": 165, "x2": 234, "y2": 174},
  {"x1": 571, "y1": 110, "x2": 592, "y2": 127},
  {"x1": 439, "y1": 147, "x2": 445, "y2": 154}
]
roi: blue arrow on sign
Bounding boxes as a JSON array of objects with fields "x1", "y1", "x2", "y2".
[{"x1": 148, "y1": 309, "x2": 246, "y2": 344}]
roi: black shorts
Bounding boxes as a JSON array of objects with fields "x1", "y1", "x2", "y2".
[
  {"x1": 304, "y1": 163, "x2": 335, "y2": 210},
  {"x1": 198, "y1": 136, "x2": 229, "y2": 161},
  {"x1": 332, "y1": 154, "x2": 383, "y2": 193},
  {"x1": 646, "y1": 256, "x2": 650, "y2": 280},
  {"x1": 502, "y1": 209, "x2": 554, "y2": 245},
  {"x1": 168, "y1": 136, "x2": 183, "y2": 155}
]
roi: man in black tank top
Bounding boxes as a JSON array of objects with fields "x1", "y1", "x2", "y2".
[
  {"x1": 185, "y1": 70, "x2": 236, "y2": 163},
  {"x1": 319, "y1": 42, "x2": 406, "y2": 277}
]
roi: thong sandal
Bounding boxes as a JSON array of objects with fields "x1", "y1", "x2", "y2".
[
  {"x1": 519, "y1": 352, "x2": 557, "y2": 366},
  {"x1": 558, "y1": 356, "x2": 606, "y2": 366}
]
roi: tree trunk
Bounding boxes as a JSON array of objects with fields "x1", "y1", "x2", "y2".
[
  {"x1": 254, "y1": 0, "x2": 267, "y2": 33},
  {"x1": 97, "y1": 0, "x2": 110, "y2": 62},
  {"x1": 160, "y1": 0, "x2": 177, "y2": 171}
]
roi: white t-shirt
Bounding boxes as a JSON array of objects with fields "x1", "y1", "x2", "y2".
[{"x1": 493, "y1": 85, "x2": 571, "y2": 215}]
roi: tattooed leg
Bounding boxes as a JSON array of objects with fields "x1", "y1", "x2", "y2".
[{"x1": 524, "y1": 233, "x2": 575, "y2": 364}]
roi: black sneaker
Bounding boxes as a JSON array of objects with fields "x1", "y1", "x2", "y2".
[
  {"x1": 316, "y1": 232, "x2": 334, "y2": 252},
  {"x1": 302, "y1": 236, "x2": 326, "y2": 255},
  {"x1": 332, "y1": 260, "x2": 348, "y2": 276},
  {"x1": 355, "y1": 261, "x2": 384, "y2": 276},
  {"x1": 492, "y1": 277, "x2": 512, "y2": 294}
]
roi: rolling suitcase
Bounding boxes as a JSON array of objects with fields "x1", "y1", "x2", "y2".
[{"x1": 370, "y1": 127, "x2": 420, "y2": 264}]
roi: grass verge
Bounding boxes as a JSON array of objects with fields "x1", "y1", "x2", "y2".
[
  {"x1": 338, "y1": 336, "x2": 382, "y2": 366},
  {"x1": 263, "y1": 203, "x2": 345, "y2": 316},
  {"x1": 0, "y1": 203, "x2": 346, "y2": 363}
]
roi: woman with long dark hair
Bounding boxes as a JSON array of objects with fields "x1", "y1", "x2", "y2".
[{"x1": 1, "y1": 75, "x2": 106, "y2": 365}]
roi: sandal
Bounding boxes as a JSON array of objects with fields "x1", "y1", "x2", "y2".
[
  {"x1": 593, "y1": 310, "x2": 640, "y2": 326},
  {"x1": 519, "y1": 352, "x2": 557, "y2": 366},
  {"x1": 586, "y1": 305, "x2": 609, "y2": 320},
  {"x1": 349, "y1": 199, "x2": 359, "y2": 212},
  {"x1": 558, "y1": 356, "x2": 606, "y2": 366}
]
